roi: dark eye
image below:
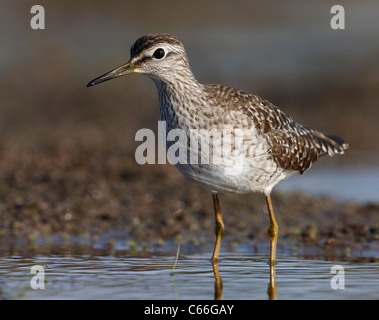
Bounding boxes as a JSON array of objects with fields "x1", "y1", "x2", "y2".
[{"x1": 153, "y1": 48, "x2": 165, "y2": 59}]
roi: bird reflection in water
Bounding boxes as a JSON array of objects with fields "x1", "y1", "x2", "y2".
[{"x1": 211, "y1": 251, "x2": 277, "y2": 300}]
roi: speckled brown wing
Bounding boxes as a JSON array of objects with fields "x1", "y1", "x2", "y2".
[
  {"x1": 203, "y1": 85, "x2": 348, "y2": 175},
  {"x1": 248, "y1": 96, "x2": 348, "y2": 174}
]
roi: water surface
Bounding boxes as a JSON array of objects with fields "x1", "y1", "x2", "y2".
[
  {"x1": 277, "y1": 166, "x2": 379, "y2": 203},
  {"x1": 1, "y1": 245, "x2": 378, "y2": 300}
]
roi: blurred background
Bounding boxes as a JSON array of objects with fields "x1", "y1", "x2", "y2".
[{"x1": 0, "y1": 0, "x2": 378, "y2": 244}]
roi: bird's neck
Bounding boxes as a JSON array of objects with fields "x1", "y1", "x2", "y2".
[
  {"x1": 153, "y1": 70, "x2": 201, "y2": 94},
  {"x1": 153, "y1": 74, "x2": 203, "y2": 127}
]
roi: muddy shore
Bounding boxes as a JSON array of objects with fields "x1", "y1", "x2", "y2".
[{"x1": 0, "y1": 139, "x2": 378, "y2": 258}]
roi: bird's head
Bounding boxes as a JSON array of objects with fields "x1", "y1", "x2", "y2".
[{"x1": 87, "y1": 33, "x2": 192, "y2": 87}]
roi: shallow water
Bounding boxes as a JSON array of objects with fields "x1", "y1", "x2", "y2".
[
  {"x1": 1, "y1": 245, "x2": 378, "y2": 300},
  {"x1": 277, "y1": 165, "x2": 379, "y2": 204}
]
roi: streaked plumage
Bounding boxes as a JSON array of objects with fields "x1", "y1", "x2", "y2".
[{"x1": 108, "y1": 33, "x2": 347, "y2": 195}]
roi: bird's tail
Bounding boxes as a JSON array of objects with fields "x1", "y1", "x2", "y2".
[{"x1": 313, "y1": 131, "x2": 349, "y2": 157}]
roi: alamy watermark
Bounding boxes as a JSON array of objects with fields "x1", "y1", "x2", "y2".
[
  {"x1": 30, "y1": 265, "x2": 45, "y2": 289},
  {"x1": 135, "y1": 121, "x2": 246, "y2": 176},
  {"x1": 27, "y1": 5, "x2": 345, "y2": 31},
  {"x1": 330, "y1": 265, "x2": 345, "y2": 290},
  {"x1": 30, "y1": 5, "x2": 45, "y2": 30},
  {"x1": 28, "y1": 263, "x2": 346, "y2": 292},
  {"x1": 330, "y1": 5, "x2": 345, "y2": 30}
]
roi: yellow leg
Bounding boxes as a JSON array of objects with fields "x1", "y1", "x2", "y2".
[
  {"x1": 211, "y1": 192, "x2": 224, "y2": 299},
  {"x1": 211, "y1": 192, "x2": 225, "y2": 264},
  {"x1": 266, "y1": 194, "x2": 278, "y2": 300}
]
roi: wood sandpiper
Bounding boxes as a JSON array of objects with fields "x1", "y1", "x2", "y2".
[{"x1": 87, "y1": 33, "x2": 348, "y2": 293}]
